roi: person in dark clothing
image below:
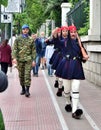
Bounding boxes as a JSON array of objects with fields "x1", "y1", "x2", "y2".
[
  {"x1": 45, "y1": 28, "x2": 61, "y2": 88},
  {"x1": 31, "y1": 33, "x2": 42, "y2": 77},
  {"x1": 0, "y1": 39, "x2": 12, "y2": 74},
  {"x1": 55, "y1": 25, "x2": 89, "y2": 119},
  {"x1": 39, "y1": 32, "x2": 47, "y2": 69},
  {"x1": 12, "y1": 24, "x2": 36, "y2": 97}
]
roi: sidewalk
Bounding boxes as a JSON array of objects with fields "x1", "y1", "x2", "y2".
[{"x1": 0, "y1": 68, "x2": 101, "y2": 130}]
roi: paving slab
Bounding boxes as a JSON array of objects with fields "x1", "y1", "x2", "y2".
[{"x1": 0, "y1": 67, "x2": 101, "y2": 130}]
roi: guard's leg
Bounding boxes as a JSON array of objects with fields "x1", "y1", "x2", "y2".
[
  {"x1": 20, "y1": 85, "x2": 26, "y2": 95},
  {"x1": 25, "y1": 86, "x2": 30, "y2": 97},
  {"x1": 54, "y1": 77, "x2": 59, "y2": 88},
  {"x1": 17, "y1": 62, "x2": 26, "y2": 95},
  {"x1": 71, "y1": 79, "x2": 83, "y2": 119},
  {"x1": 25, "y1": 61, "x2": 32, "y2": 97},
  {"x1": 63, "y1": 79, "x2": 72, "y2": 112},
  {"x1": 56, "y1": 78, "x2": 63, "y2": 96}
]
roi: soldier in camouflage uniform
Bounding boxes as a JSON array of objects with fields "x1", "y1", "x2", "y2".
[{"x1": 12, "y1": 24, "x2": 36, "y2": 97}]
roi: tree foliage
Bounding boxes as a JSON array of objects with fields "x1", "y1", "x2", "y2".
[
  {"x1": 14, "y1": 0, "x2": 70, "y2": 33},
  {"x1": 68, "y1": 0, "x2": 79, "y2": 6},
  {"x1": 13, "y1": 0, "x2": 89, "y2": 35},
  {"x1": 78, "y1": 0, "x2": 89, "y2": 35},
  {"x1": 0, "y1": 0, "x2": 8, "y2": 6}
]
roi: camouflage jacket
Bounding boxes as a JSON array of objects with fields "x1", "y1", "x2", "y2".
[{"x1": 12, "y1": 35, "x2": 36, "y2": 62}]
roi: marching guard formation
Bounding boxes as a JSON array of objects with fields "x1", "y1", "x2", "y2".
[
  {"x1": 0, "y1": 24, "x2": 89, "y2": 121},
  {"x1": 45, "y1": 25, "x2": 89, "y2": 119}
]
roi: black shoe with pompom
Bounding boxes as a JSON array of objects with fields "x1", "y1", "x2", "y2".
[
  {"x1": 72, "y1": 109, "x2": 83, "y2": 119},
  {"x1": 65, "y1": 104, "x2": 72, "y2": 112},
  {"x1": 54, "y1": 80, "x2": 59, "y2": 88},
  {"x1": 56, "y1": 88, "x2": 63, "y2": 96}
]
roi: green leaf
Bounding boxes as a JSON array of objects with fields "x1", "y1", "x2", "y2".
[{"x1": 0, "y1": 0, "x2": 8, "y2": 6}]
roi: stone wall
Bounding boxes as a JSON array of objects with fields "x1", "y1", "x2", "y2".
[{"x1": 81, "y1": 36, "x2": 101, "y2": 87}]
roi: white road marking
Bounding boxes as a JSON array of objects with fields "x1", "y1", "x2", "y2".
[
  {"x1": 79, "y1": 103, "x2": 100, "y2": 130},
  {"x1": 42, "y1": 70, "x2": 69, "y2": 130},
  {"x1": 42, "y1": 70, "x2": 100, "y2": 130}
]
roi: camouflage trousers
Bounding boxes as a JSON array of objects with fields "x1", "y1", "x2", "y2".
[{"x1": 17, "y1": 61, "x2": 32, "y2": 87}]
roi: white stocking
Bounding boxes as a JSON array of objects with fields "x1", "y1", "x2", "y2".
[
  {"x1": 63, "y1": 79, "x2": 71, "y2": 104},
  {"x1": 71, "y1": 79, "x2": 80, "y2": 113},
  {"x1": 58, "y1": 78, "x2": 63, "y2": 89},
  {"x1": 56, "y1": 77, "x2": 59, "y2": 81}
]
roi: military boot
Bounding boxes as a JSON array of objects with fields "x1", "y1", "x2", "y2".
[
  {"x1": 20, "y1": 86, "x2": 25, "y2": 95},
  {"x1": 25, "y1": 86, "x2": 30, "y2": 97}
]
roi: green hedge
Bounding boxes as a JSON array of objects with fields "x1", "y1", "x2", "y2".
[{"x1": 0, "y1": 109, "x2": 5, "y2": 130}]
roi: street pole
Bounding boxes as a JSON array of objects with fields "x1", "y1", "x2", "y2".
[
  {"x1": 10, "y1": 14, "x2": 13, "y2": 72},
  {"x1": 10, "y1": 13, "x2": 13, "y2": 47}
]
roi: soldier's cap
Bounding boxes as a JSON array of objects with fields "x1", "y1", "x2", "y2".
[
  {"x1": 69, "y1": 25, "x2": 77, "y2": 31},
  {"x1": 22, "y1": 24, "x2": 29, "y2": 29},
  {"x1": 61, "y1": 26, "x2": 69, "y2": 31}
]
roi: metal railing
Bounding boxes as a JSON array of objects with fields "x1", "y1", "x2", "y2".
[{"x1": 67, "y1": 0, "x2": 89, "y2": 30}]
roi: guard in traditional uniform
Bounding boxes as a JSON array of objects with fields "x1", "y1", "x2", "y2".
[
  {"x1": 45, "y1": 28, "x2": 59, "y2": 86},
  {"x1": 55, "y1": 25, "x2": 89, "y2": 119},
  {"x1": 12, "y1": 24, "x2": 36, "y2": 97},
  {"x1": 52, "y1": 26, "x2": 69, "y2": 97}
]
